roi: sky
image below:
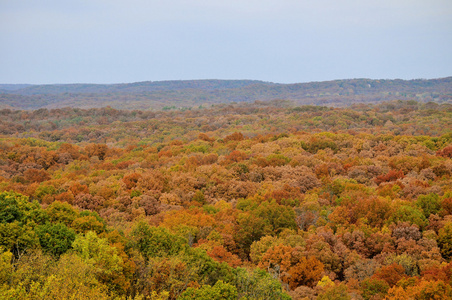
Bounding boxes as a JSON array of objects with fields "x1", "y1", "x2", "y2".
[{"x1": 0, "y1": 0, "x2": 451, "y2": 84}]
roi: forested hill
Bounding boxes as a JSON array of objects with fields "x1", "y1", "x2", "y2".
[
  {"x1": 0, "y1": 77, "x2": 451, "y2": 110},
  {"x1": 0, "y1": 80, "x2": 267, "y2": 95}
]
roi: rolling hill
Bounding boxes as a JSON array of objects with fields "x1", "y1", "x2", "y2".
[{"x1": 1, "y1": 77, "x2": 451, "y2": 110}]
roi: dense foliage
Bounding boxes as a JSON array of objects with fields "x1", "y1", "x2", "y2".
[
  {"x1": 0, "y1": 100, "x2": 451, "y2": 299},
  {"x1": 1, "y1": 77, "x2": 451, "y2": 110}
]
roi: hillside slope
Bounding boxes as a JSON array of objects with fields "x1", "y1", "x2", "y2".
[{"x1": 1, "y1": 77, "x2": 451, "y2": 110}]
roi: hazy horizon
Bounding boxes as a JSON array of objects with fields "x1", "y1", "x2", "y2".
[{"x1": 2, "y1": 76, "x2": 452, "y2": 86}]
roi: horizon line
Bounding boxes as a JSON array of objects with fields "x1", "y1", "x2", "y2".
[{"x1": 1, "y1": 75, "x2": 451, "y2": 86}]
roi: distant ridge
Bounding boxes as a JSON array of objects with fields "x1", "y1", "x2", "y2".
[
  {"x1": 0, "y1": 77, "x2": 451, "y2": 110},
  {"x1": 0, "y1": 80, "x2": 271, "y2": 95},
  {"x1": 0, "y1": 84, "x2": 33, "y2": 92}
]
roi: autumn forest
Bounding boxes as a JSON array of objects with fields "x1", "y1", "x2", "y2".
[{"x1": 0, "y1": 80, "x2": 452, "y2": 299}]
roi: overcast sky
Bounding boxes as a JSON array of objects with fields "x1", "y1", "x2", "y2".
[{"x1": 1, "y1": 0, "x2": 451, "y2": 84}]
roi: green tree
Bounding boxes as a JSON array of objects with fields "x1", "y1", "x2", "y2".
[
  {"x1": 0, "y1": 191, "x2": 47, "y2": 225},
  {"x1": 0, "y1": 251, "x2": 110, "y2": 300},
  {"x1": 234, "y1": 213, "x2": 271, "y2": 258},
  {"x1": 46, "y1": 201, "x2": 78, "y2": 226},
  {"x1": 253, "y1": 200, "x2": 297, "y2": 234},
  {"x1": 179, "y1": 280, "x2": 237, "y2": 300},
  {"x1": 72, "y1": 231, "x2": 126, "y2": 294},
  {"x1": 0, "y1": 192, "x2": 25, "y2": 223},
  {"x1": 0, "y1": 192, "x2": 48, "y2": 258},
  {"x1": 416, "y1": 193, "x2": 441, "y2": 218},
  {"x1": 182, "y1": 247, "x2": 236, "y2": 287},
  {"x1": 0, "y1": 221, "x2": 39, "y2": 259},
  {"x1": 129, "y1": 221, "x2": 188, "y2": 260},
  {"x1": 35, "y1": 222, "x2": 76, "y2": 257},
  {"x1": 360, "y1": 278, "x2": 390, "y2": 300},
  {"x1": 390, "y1": 204, "x2": 427, "y2": 229},
  {"x1": 235, "y1": 268, "x2": 291, "y2": 300},
  {"x1": 438, "y1": 222, "x2": 452, "y2": 260},
  {"x1": 0, "y1": 249, "x2": 13, "y2": 284}
]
